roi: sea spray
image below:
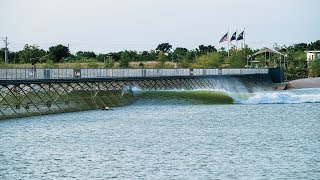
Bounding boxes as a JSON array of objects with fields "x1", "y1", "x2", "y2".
[
  {"x1": 129, "y1": 83, "x2": 320, "y2": 105},
  {"x1": 234, "y1": 88, "x2": 320, "y2": 104}
]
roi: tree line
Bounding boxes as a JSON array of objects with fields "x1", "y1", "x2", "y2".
[{"x1": 0, "y1": 40, "x2": 320, "y2": 79}]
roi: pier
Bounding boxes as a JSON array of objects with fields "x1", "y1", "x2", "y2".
[{"x1": 0, "y1": 68, "x2": 283, "y2": 119}]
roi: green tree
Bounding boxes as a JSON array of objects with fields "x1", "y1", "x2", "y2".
[
  {"x1": 308, "y1": 58, "x2": 320, "y2": 77},
  {"x1": 48, "y1": 44, "x2": 70, "y2": 63},
  {"x1": 0, "y1": 48, "x2": 5, "y2": 63},
  {"x1": 17, "y1": 44, "x2": 46, "y2": 64},
  {"x1": 139, "y1": 50, "x2": 157, "y2": 61},
  {"x1": 75, "y1": 51, "x2": 96, "y2": 59},
  {"x1": 156, "y1": 43, "x2": 172, "y2": 54},
  {"x1": 307, "y1": 40, "x2": 320, "y2": 50},
  {"x1": 104, "y1": 57, "x2": 115, "y2": 68},
  {"x1": 186, "y1": 50, "x2": 197, "y2": 64},
  {"x1": 87, "y1": 59, "x2": 99, "y2": 68},
  {"x1": 194, "y1": 52, "x2": 224, "y2": 68},
  {"x1": 172, "y1": 47, "x2": 188, "y2": 62},
  {"x1": 119, "y1": 51, "x2": 131, "y2": 67},
  {"x1": 228, "y1": 47, "x2": 252, "y2": 68},
  {"x1": 287, "y1": 43, "x2": 308, "y2": 52},
  {"x1": 196, "y1": 45, "x2": 217, "y2": 55},
  {"x1": 285, "y1": 50, "x2": 307, "y2": 79},
  {"x1": 157, "y1": 51, "x2": 167, "y2": 67}
]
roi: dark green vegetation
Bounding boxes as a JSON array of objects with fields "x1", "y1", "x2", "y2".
[
  {"x1": 1, "y1": 41, "x2": 320, "y2": 79},
  {"x1": 0, "y1": 90, "x2": 134, "y2": 119},
  {"x1": 137, "y1": 90, "x2": 234, "y2": 104}
]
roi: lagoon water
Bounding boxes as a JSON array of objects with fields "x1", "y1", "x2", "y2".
[{"x1": 1, "y1": 89, "x2": 320, "y2": 179}]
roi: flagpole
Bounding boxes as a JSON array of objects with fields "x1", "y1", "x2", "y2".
[
  {"x1": 244, "y1": 28, "x2": 246, "y2": 48},
  {"x1": 228, "y1": 28, "x2": 230, "y2": 57},
  {"x1": 235, "y1": 29, "x2": 238, "y2": 51}
]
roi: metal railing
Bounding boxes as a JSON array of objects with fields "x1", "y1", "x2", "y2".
[{"x1": 0, "y1": 68, "x2": 270, "y2": 80}]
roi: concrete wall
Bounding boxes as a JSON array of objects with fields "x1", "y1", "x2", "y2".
[{"x1": 268, "y1": 67, "x2": 284, "y2": 83}]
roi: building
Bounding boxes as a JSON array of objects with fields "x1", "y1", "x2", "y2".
[{"x1": 306, "y1": 51, "x2": 320, "y2": 63}]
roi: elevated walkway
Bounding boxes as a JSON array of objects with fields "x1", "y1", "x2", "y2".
[{"x1": 0, "y1": 68, "x2": 283, "y2": 120}]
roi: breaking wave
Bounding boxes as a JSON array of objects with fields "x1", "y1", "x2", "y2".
[
  {"x1": 129, "y1": 84, "x2": 320, "y2": 105},
  {"x1": 134, "y1": 90, "x2": 233, "y2": 105},
  {"x1": 235, "y1": 88, "x2": 320, "y2": 104}
]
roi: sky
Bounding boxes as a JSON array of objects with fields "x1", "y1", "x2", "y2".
[{"x1": 0, "y1": 0, "x2": 319, "y2": 53}]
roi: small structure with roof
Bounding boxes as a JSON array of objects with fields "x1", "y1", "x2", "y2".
[
  {"x1": 247, "y1": 47, "x2": 286, "y2": 68},
  {"x1": 306, "y1": 50, "x2": 320, "y2": 63}
]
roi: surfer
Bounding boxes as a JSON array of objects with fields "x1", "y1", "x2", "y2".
[{"x1": 101, "y1": 106, "x2": 111, "y2": 110}]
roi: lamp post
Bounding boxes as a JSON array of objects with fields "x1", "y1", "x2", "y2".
[
  {"x1": 284, "y1": 54, "x2": 287, "y2": 69},
  {"x1": 247, "y1": 55, "x2": 253, "y2": 68}
]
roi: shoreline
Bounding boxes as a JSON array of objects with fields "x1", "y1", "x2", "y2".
[{"x1": 277, "y1": 77, "x2": 320, "y2": 90}]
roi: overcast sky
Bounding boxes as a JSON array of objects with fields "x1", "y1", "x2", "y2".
[{"x1": 1, "y1": 0, "x2": 319, "y2": 53}]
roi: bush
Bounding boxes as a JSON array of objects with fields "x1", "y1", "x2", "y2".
[
  {"x1": 87, "y1": 59, "x2": 99, "y2": 68},
  {"x1": 42, "y1": 59, "x2": 58, "y2": 68},
  {"x1": 308, "y1": 59, "x2": 320, "y2": 77},
  {"x1": 104, "y1": 57, "x2": 115, "y2": 68},
  {"x1": 193, "y1": 52, "x2": 224, "y2": 68}
]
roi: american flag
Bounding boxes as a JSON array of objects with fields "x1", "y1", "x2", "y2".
[{"x1": 219, "y1": 33, "x2": 228, "y2": 43}]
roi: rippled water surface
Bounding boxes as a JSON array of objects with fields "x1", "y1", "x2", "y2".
[{"x1": 1, "y1": 103, "x2": 320, "y2": 179}]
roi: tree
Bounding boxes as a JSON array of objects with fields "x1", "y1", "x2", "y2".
[
  {"x1": 0, "y1": 48, "x2": 4, "y2": 62},
  {"x1": 288, "y1": 43, "x2": 308, "y2": 52},
  {"x1": 17, "y1": 44, "x2": 46, "y2": 64},
  {"x1": 228, "y1": 47, "x2": 252, "y2": 68},
  {"x1": 196, "y1": 45, "x2": 217, "y2": 55},
  {"x1": 125, "y1": 50, "x2": 138, "y2": 61},
  {"x1": 308, "y1": 58, "x2": 320, "y2": 77},
  {"x1": 172, "y1": 47, "x2": 188, "y2": 61},
  {"x1": 157, "y1": 51, "x2": 167, "y2": 66},
  {"x1": 139, "y1": 50, "x2": 157, "y2": 61},
  {"x1": 285, "y1": 51, "x2": 308, "y2": 79},
  {"x1": 307, "y1": 40, "x2": 320, "y2": 50},
  {"x1": 119, "y1": 50, "x2": 132, "y2": 67},
  {"x1": 75, "y1": 51, "x2": 96, "y2": 59},
  {"x1": 104, "y1": 57, "x2": 115, "y2": 68},
  {"x1": 48, "y1": 44, "x2": 70, "y2": 63},
  {"x1": 105, "y1": 52, "x2": 121, "y2": 61},
  {"x1": 186, "y1": 50, "x2": 197, "y2": 64},
  {"x1": 194, "y1": 52, "x2": 224, "y2": 68},
  {"x1": 156, "y1": 43, "x2": 172, "y2": 54}
]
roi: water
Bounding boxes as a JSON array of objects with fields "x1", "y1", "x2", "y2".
[
  {"x1": 1, "y1": 89, "x2": 320, "y2": 179},
  {"x1": 235, "y1": 88, "x2": 320, "y2": 104}
]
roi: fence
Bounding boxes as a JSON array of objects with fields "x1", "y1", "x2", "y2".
[{"x1": 0, "y1": 68, "x2": 270, "y2": 80}]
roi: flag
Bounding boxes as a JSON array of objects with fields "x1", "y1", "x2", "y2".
[
  {"x1": 237, "y1": 31, "x2": 244, "y2": 41},
  {"x1": 219, "y1": 33, "x2": 228, "y2": 43},
  {"x1": 230, "y1": 32, "x2": 237, "y2": 42}
]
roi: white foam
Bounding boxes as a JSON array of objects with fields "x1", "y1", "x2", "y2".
[{"x1": 235, "y1": 89, "x2": 320, "y2": 104}]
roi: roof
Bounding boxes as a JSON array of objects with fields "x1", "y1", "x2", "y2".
[
  {"x1": 252, "y1": 47, "x2": 284, "y2": 56},
  {"x1": 251, "y1": 60, "x2": 261, "y2": 63}
]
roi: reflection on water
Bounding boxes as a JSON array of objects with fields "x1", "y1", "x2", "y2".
[{"x1": 1, "y1": 102, "x2": 320, "y2": 179}]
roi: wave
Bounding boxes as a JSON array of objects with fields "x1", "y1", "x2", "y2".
[
  {"x1": 131, "y1": 88, "x2": 320, "y2": 105},
  {"x1": 234, "y1": 88, "x2": 320, "y2": 104},
  {"x1": 134, "y1": 90, "x2": 234, "y2": 105}
]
